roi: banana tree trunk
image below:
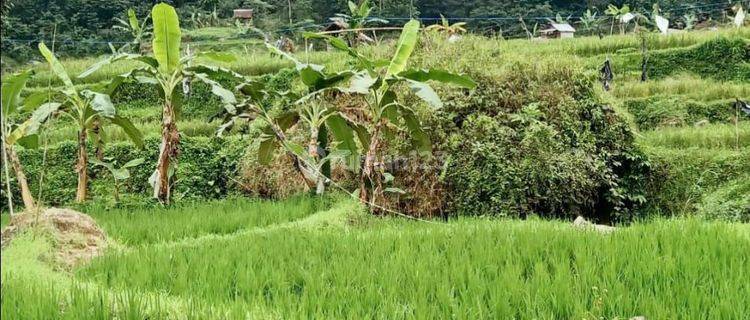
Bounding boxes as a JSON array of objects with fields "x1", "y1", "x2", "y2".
[
  {"x1": 308, "y1": 126, "x2": 326, "y2": 195},
  {"x1": 75, "y1": 129, "x2": 89, "y2": 203},
  {"x1": 360, "y1": 121, "x2": 383, "y2": 206},
  {"x1": 267, "y1": 120, "x2": 317, "y2": 191},
  {"x1": 154, "y1": 101, "x2": 179, "y2": 204},
  {"x1": 5, "y1": 145, "x2": 35, "y2": 209},
  {"x1": 92, "y1": 119, "x2": 104, "y2": 161}
]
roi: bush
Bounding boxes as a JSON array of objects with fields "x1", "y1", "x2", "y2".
[
  {"x1": 643, "y1": 147, "x2": 750, "y2": 216},
  {"x1": 610, "y1": 37, "x2": 750, "y2": 81},
  {"x1": 648, "y1": 37, "x2": 750, "y2": 81},
  {"x1": 624, "y1": 98, "x2": 740, "y2": 130},
  {"x1": 698, "y1": 177, "x2": 750, "y2": 223},
  {"x1": 430, "y1": 64, "x2": 650, "y2": 222},
  {"x1": 0, "y1": 137, "x2": 248, "y2": 211}
]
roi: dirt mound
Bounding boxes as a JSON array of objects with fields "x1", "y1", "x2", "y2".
[{"x1": 1, "y1": 208, "x2": 108, "y2": 268}]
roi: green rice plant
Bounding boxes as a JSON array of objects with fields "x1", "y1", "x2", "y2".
[
  {"x1": 639, "y1": 122, "x2": 750, "y2": 149},
  {"x1": 41, "y1": 119, "x2": 223, "y2": 145},
  {"x1": 79, "y1": 218, "x2": 750, "y2": 319},
  {"x1": 82, "y1": 195, "x2": 327, "y2": 245},
  {"x1": 613, "y1": 75, "x2": 750, "y2": 101}
]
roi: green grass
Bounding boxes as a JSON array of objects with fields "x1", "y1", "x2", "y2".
[
  {"x1": 638, "y1": 122, "x2": 750, "y2": 149},
  {"x1": 3, "y1": 197, "x2": 750, "y2": 319},
  {"x1": 84, "y1": 195, "x2": 327, "y2": 245},
  {"x1": 612, "y1": 75, "x2": 750, "y2": 101},
  {"x1": 77, "y1": 217, "x2": 750, "y2": 319},
  {"x1": 42, "y1": 118, "x2": 223, "y2": 144},
  {"x1": 19, "y1": 49, "x2": 345, "y2": 88}
]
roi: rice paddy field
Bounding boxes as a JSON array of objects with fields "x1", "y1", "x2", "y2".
[
  {"x1": 3, "y1": 196, "x2": 750, "y2": 319},
  {"x1": 2, "y1": 16, "x2": 749, "y2": 319}
]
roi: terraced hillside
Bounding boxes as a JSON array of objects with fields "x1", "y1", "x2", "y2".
[{"x1": 2, "y1": 21, "x2": 749, "y2": 320}]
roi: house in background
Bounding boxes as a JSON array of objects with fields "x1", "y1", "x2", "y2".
[
  {"x1": 233, "y1": 9, "x2": 254, "y2": 20},
  {"x1": 540, "y1": 23, "x2": 576, "y2": 39}
]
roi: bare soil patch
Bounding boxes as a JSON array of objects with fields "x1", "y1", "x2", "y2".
[{"x1": 1, "y1": 208, "x2": 108, "y2": 269}]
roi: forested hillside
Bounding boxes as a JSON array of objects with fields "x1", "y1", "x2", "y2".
[{"x1": 2, "y1": 0, "x2": 746, "y2": 62}]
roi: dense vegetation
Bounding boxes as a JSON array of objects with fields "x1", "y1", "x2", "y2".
[{"x1": 3, "y1": 0, "x2": 747, "y2": 63}]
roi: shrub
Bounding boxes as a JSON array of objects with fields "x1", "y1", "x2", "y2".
[
  {"x1": 698, "y1": 177, "x2": 750, "y2": 223},
  {"x1": 609, "y1": 37, "x2": 750, "y2": 81},
  {"x1": 643, "y1": 147, "x2": 750, "y2": 216},
  {"x1": 430, "y1": 65, "x2": 650, "y2": 222},
  {"x1": 0, "y1": 137, "x2": 248, "y2": 211},
  {"x1": 624, "y1": 98, "x2": 740, "y2": 130}
]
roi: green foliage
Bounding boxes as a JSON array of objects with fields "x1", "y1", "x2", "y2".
[
  {"x1": 611, "y1": 37, "x2": 750, "y2": 81},
  {"x1": 648, "y1": 37, "x2": 750, "y2": 81},
  {"x1": 643, "y1": 147, "x2": 750, "y2": 216},
  {"x1": 624, "y1": 97, "x2": 742, "y2": 130},
  {"x1": 0, "y1": 137, "x2": 247, "y2": 210},
  {"x1": 436, "y1": 67, "x2": 648, "y2": 221},
  {"x1": 698, "y1": 177, "x2": 750, "y2": 222}
]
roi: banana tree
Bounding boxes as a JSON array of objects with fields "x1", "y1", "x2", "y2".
[
  {"x1": 218, "y1": 47, "x2": 358, "y2": 195},
  {"x1": 113, "y1": 8, "x2": 151, "y2": 53},
  {"x1": 1, "y1": 70, "x2": 44, "y2": 210},
  {"x1": 578, "y1": 9, "x2": 603, "y2": 36},
  {"x1": 29, "y1": 43, "x2": 144, "y2": 203},
  {"x1": 81, "y1": 3, "x2": 239, "y2": 204},
  {"x1": 91, "y1": 157, "x2": 144, "y2": 202},
  {"x1": 306, "y1": 20, "x2": 476, "y2": 206},
  {"x1": 605, "y1": 4, "x2": 632, "y2": 35},
  {"x1": 331, "y1": 0, "x2": 388, "y2": 46},
  {"x1": 682, "y1": 13, "x2": 697, "y2": 30},
  {"x1": 424, "y1": 14, "x2": 467, "y2": 42}
]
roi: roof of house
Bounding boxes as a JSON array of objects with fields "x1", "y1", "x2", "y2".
[{"x1": 541, "y1": 23, "x2": 576, "y2": 33}]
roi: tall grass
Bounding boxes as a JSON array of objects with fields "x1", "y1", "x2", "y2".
[
  {"x1": 566, "y1": 27, "x2": 750, "y2": 57},
  {"x1": 79, "y1": 219, "x2": 750, "y2": 319}
]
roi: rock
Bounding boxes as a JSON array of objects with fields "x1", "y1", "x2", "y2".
[
  {"x1": 1, "y1": 208, "x2": 108, "y2": 268},
  {"x1": 572, "y1": 216, "x2": 616, "y2": 234}
]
